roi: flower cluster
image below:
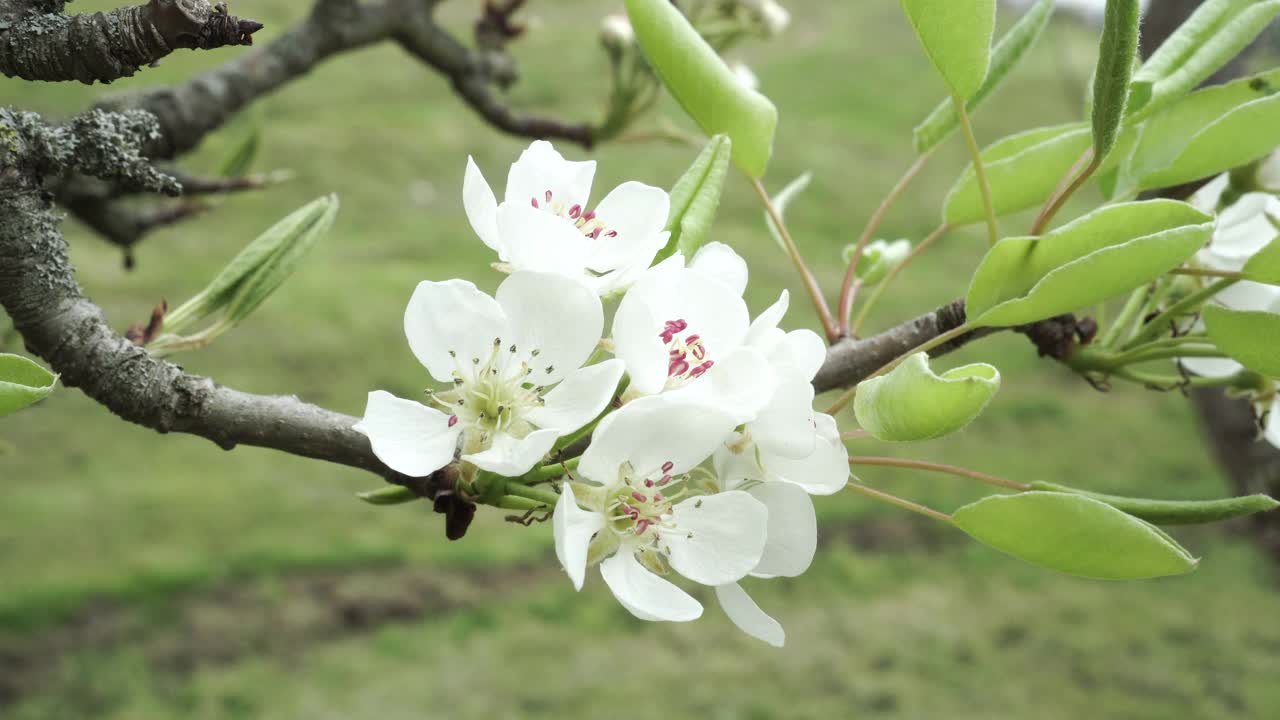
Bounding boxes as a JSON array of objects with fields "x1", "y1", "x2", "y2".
[
  {"x1": 357, "y1": 141, "x2": 847, "y2": 645},
  {"x1": 1184, "y1": 169, "x2": 1280, "y2": 447}
]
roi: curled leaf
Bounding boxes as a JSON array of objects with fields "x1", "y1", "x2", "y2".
[
  {"x1": 854, "y1": 353, "x2": 1000, "y2": 442},
  {"x1": 952, "y1": 492, "x2": 1199, "y2": 579}
]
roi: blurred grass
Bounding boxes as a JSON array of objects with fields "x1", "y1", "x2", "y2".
[{"x1": 1, "y1": 1, "x2": 1278, "y2": 718}]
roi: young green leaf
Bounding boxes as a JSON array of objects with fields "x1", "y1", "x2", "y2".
[
  {"x1": 854, "y1": 353, "x2": 1000, "y2": 442},
  {"x1": 943, "y1": 123, "x2": 1090, "y2": 226},
  {"x1": 1112, "y1": 68, "x2": 1280, "y2": 196},
  {"x1": 1129, "y1": 0, "x2": 1280, "y2": 120},
  {"x1": 1138, "y1": 94, "x2": 1280, "y2": 191},
  {"x1": 913, "y1": 0, "x2": 1054, "y2": 153},
  {"x1": 1090, "y1": 0, "x2": 1141, "y2": 161},
  {"x1": 899, "y1": 0, "x2": 997, "y2": 100},
  {"x1": 659, "y1": 135, "x2": 732, "y2": 262},
  {"x1": 0, "y1": 353, "x2": 56, "y2": 418},
  {"x1": 952, "y1": 492, "x2": 1199, "y2": 579},
  {"x1": 357, "y1": 486, "x2": 420, "y2": 506},
  {"x1": 1030, "y1": 482, "x2": 1280, "y2": 525},
  {"x1": 965, "y1": 200, "x2": 1213, "y2": 327},
  {"x1": 624, "y1": 0, "x2": 778, "y2": 177},
  {"x1": 1202, "y1": 305, "x2": 1280, "y2": 377},
  {"x1": 1243, "y1": 237, "x2": 1280, "y2": 285},
  {"x1": 218, "y1": 124, "x2": 261, "y2": 178},
  {"x1": 224, "y1": 195, "x2": 339, "y2": 323},
  {"x1": 762, "y1": 172, "x2": 812, "y2": 255}
]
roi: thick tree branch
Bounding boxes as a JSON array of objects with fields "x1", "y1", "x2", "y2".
[{"x1": 0, "y1": 0, "x2": 261, "y2": 85}]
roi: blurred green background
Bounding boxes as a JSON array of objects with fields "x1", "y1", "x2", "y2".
[{"x1": 3, "y1": 1, "x2": 1279, "y2": 718}]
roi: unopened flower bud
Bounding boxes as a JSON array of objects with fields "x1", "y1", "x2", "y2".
[
  {"x1": 600, "y1": 14, "x2": 635, "y2": 51},
  {"x1": 847, "y1": 238, "x2": 911, "y2": 285},
  {"x1": 744, "y1": 0, "x2": 790, "y2": 37}
]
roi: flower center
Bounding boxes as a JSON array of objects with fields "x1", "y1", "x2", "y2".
[
  {"x1": 661, "y1": 318, "x2": 715, "y2": 384},
  {"x1": 607, "y1": 460, "x2": 685, "y2": 544},
  {"x1": 530, "y1": 188, "x2": 619, "y2": 240},
  {"x1": 428, "y1": 336, "x2": 547, "y2": 446}
]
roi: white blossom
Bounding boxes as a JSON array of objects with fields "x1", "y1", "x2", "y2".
[
  {"x1": 554, "y1": 395, "x2": 769, "y2": 622},
  {"x1": 743, "y1": 0, "x2": 790, "y2": 36},
  {"x1": 464, "y1": 141, "x2": 671, "y2": 295},
  {"x1": 355, "y1": 272, "x2": 623, "y2": 478},
  {"x1": 730, "y1": 62, "x2": 760, "y2": 91},
  {"x1": 600, "y1": 14, "x2": 635, "y2": 49}
]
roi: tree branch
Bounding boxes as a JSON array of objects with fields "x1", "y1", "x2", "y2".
[{"x1": 0, "y1": 0, "x2": 261, "y2": 85}]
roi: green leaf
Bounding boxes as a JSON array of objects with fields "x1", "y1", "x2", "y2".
[
  {"x1": 762, "y1": 172, "x2": 812, "y2": 255},
  {"x1": 0, "y1": 353, "x2": 56, "y2": 418},
  {"x1": 1129, "y1": 0, "x2": 1280, "y2": 120},
  {"x1": 224, "y1": 195, "x2": 339, "y2": 323},
  {"x1": 624, "y1": 0, "x2": 778, "y2": 177},
  {"x1": 357, "y1": 486, "x2": 420, "y2": 506},
  {"x1": 943, "y1": 123, "x2": 1090, "y2": 226},
  {"x1": 1090, "y1": 0, "x2": 1141, "y2": 161},
  {"x1": 1138, "y1": 93, "x2": 1280, "y2": 191},
  {"x1": 952, "y1": 492, "x2": 1199, "y2": 579},
  {"x1": 913, "y1": 0, "x2": 1054, "y2": 153},
  {"x1": 659, "y1": 135, "x2": 732, "y2": 262},
  {"x1": 1112, "y1": 68, "x2": 1280, "y2": 196},
  {"x1": 218, "y1": 123, "x2": 261, "y2": 178},
  {"x1": 1030, "y1": 482, "x2": 1280, "y2": 525},
  {"x1": 1202, "y1": 304, "x2": 1280, "y2": 377},
  {"x1": 854, "y1": 353, "x2": 1000, "y2": 442},
  {"x1": 1243, "y1": 237, "x2": 1280, "y2": 284},
  {"x1": 965, "y1": 200, "x2": 1213, "y2": 327},
  {"x1": 899, "y1": 0, "x2": 997, "y2": 100}
]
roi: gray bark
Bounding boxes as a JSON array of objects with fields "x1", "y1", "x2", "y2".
[{"x1": 0, "y1": 0, "x2": 261, "y2": 84}]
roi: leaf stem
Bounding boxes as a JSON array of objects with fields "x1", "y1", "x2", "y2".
[
  {"x1": 1123, "y1": 277, "x2": 1239, "y2": 349},
  {"x1": 1029, "y1": 148, "x2": 1098, "y2": 235},
  {"x1": 504, "y1": 482, "x2": 561, "y2": 506},
  {"x1": 1097, "y1": 285, "x2": 1149, "y2": 348},
  {"x1": 825, "y1": 384, "x2": 857, "y2": 415},
  {"x1": 849, "y1": 223, "x2": 951, "y2": 336},
  {"x1": 953, "y1": 95, "x2": 999, "y2": 246},
  {"x1": 849, "y1": 456, "x2": 1030, "y2": 492},
  {"x1": 749, "y1": 176, "x2": 840, "y2": 342},
  {"x1": 1167, "y1": 267, "x2": 1246, "y2": 279},
  {"x1": 837, "y1": 153, "x2": 931, "y2": 333},
  {"x1": 844, "y1": 482, "x2": 953, "y2": 523}
]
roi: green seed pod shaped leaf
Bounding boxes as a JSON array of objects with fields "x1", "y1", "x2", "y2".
[
  {"x1": 952, "y1": 492, "x2": 1199, "y2": 579},
  {"x1": 854, "y1": 353, "x2": 1000, "y2": 442},
  {"x1": 899, "y1": 0, "x2": 996, "y2": 100},
  {"x1": 0, "y1": 354, "x2": 56, "y2": 418},
  {"x1": 965, "y1": 200, "x2": 1213, "y2": 327},
  {"x1": 1202, "y1": 305, "x2": 1280, "y2": 377},
  {"x1": 624, "y1": 0, "x2": 778, "y2": 177}
]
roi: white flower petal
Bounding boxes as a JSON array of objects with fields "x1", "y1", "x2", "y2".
[
  {"x1": 748, "y1": 481, "x2": 816, "y2": 578},
  {"x1": 496, "y1": 203, "x2": 594, "y2": 276},
  {"x1": 689, "y1": 242, "x2": 749, "y2": 296},
  {"x1": 1211, "y1": 193, "x2": 1280, "y2": 267},
  {"x1": 463, "y1": 157, "x2": 502, "y2": 254},
  {"x1": 745, "y1": 290, "x2": 789, "y2": 347},
  {"x1": 353, "y1": 391, "x2": 460, "y2": 477},
  {"x1": 600, "y1": 549, "x2": 702, "y2": 622},
  {"x1": 504, "y1": 140, "x2": 596, "y2": 210},
  {"x1": 617, "y1": 265, "x2": 751, "y2": 368},
  {"x1": 404, "y1": 279, "x2": 510, "y2": 383},
  {"x1": 1266, "y1": 395, "x2": 1280, "y2": 449},
  {"x1": 1189, "y1": 173, "x2": 1229, "y2": 213},
  {"x1": 554, "y1": 484, "x2": 605, "y2": 591},
  {"x1": 664, "y1": 490, "x2": 769, "y2": 586},
  {"x1": 672, "y1": 346, "x2": 777, "y2": 424},
  {"x1": 496, "y1": 271, "x2": 603, "y2": 384},
  {"x1": 587, "y1": 181, "x2": 671, "y2": 272},
  {"x1": 587, "y1": 230, "x2": 669, "y2": 296},
  {"x1": 769, "y1": 329, "x2": 827, "y2": 382},
  {"x1": 580, "y1": 395, "x2": 738, "y2": 485},
  {"x1": 752, "y1": 372, "x2": 817, "y2": 459},
  {"x1": 611, "y1": 289, "x2": 670, "y2": 396},
  {"x1": 763, "y1": 414, "x2": 849, "y2": 495},
  {"x1": 527, "y1": 359, "x2": 625, "y2": 434},
  {"x1": 461, "y1": 428, "x2": 559, "y2": 476},
  {"x1": 1181, "y1": 356, "x2": 1245, "y2": 379},
  {"x1": 715, "y1": 583, "x2": 785, "y2": 647},
  {"x1": 714, "y1": 443, "x2": 767, "y2": 490}
]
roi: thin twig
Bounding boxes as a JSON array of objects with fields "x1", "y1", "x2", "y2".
[
  {"x1": 849, "y1": 223, "x2": 950, "y2": 336},
  {"x1": 749, "y1": 176, "x2": 839, "y2": 342},
  {"x1": 849, "y1": 456, "x2": 1030, "y2": 491},
  {"x1": 844, "y1": 482, "x2": 953, "y2": 523},
  {"x1": 1029, "y1": 150, "x2": 1098, "y2": 235}
]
